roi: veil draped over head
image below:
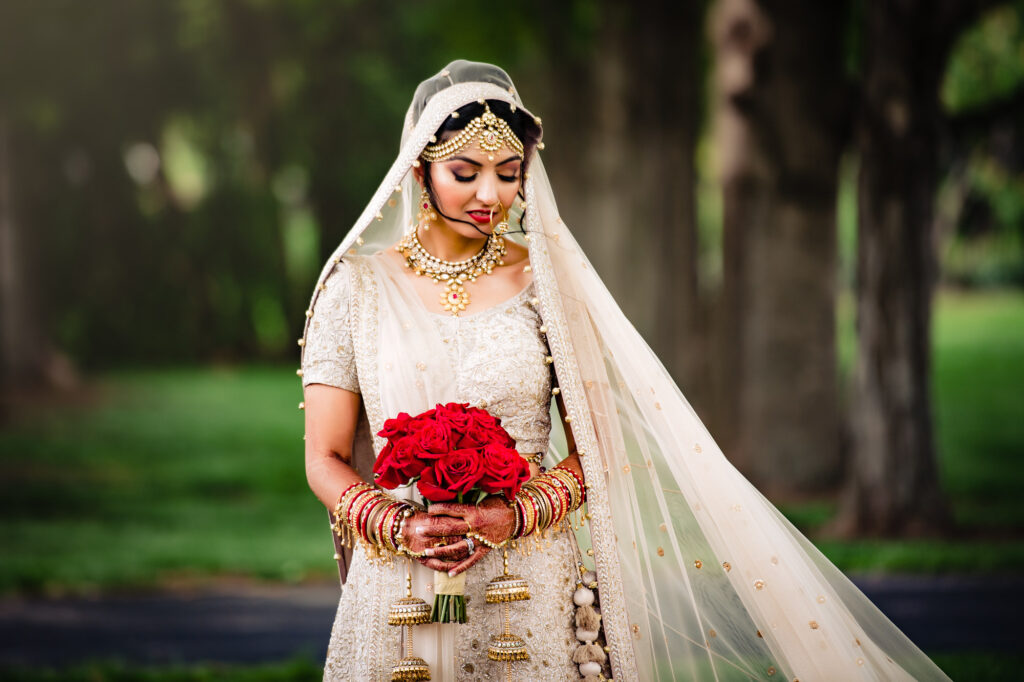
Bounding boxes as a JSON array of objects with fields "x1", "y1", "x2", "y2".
[{"x1": 300, "y1": 61, "x2": 950, "y2": 681}]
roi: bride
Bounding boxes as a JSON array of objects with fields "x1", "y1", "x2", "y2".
[{"x1": 300, "y1": 61, "x2": 950, "y2": 681}]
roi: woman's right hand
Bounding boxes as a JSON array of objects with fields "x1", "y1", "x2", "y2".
[{"x1": 400, "y1": 510, "x2": 470, "y2": 572}]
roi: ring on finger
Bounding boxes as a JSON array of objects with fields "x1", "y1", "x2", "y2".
[{"x1": 465, "y1": 536, "x2": 475, "y2": 555}]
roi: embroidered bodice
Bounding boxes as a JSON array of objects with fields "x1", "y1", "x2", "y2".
[{"x1": 301, "y1": 258, "x2": 553, "y2": 455}]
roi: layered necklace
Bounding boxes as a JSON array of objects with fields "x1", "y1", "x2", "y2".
[{"x1": 396, "y1": 228, "x2": 507, "y2": 316}]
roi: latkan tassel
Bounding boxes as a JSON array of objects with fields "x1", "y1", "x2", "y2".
[
  {"x1": 575, "y1": 604, "x2": 601, "y2": 631},
  {"x1": 572, "y1": 642, "x2": 607, "y2": 665},
  {"x1": 487, "y1": 633, "x2": 530, "y2": 661},
  {"x1": 388, "y1": 596, "x2": 432, "y2": 626},
  {"x1": 391, "y1": 656, "x2": 431, "y2": 681}
]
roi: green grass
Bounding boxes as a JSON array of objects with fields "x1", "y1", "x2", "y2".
[
  {"x1": 0, "y1": 366, "x2": 335, "y2": 595},
  {"x1": 1, "y1": 290, "x2": 1023, "y2": 594}
]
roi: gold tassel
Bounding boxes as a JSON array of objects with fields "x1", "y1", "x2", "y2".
[
  {"x1": 486, "y1": 549, "x2": 531, "y2": 666},
  {"x1": 389, "y1": 565, "x2": 431, "y2": 681}
]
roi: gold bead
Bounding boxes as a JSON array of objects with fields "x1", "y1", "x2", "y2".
[
  {"x1": 564, "y1": 415, "x2": 572, "y2": 423},
  {"x1": 537, "y1": 142, "x2": 545, "y2": 151},
  {"x1": 429, "y1": 135, "x2": 437, "y2": 143},
  {"x1": 544, "y1": 356, "x2": 553, "y2": 364},
  {"x1": 451, "y1": 112, "x2": 460, "y2": 119},
  {"x1": 523, "y1": 265, "x2": 531, "y2": 272},
  {"x1": 586, "y1": 548, "x2": 593, "y2": 556},
  {"x1": 305, "y1": 310, "x2": 313, "y2": 318},
  {"x1": 412, "y1": 159, "x2": 421, "y2": 167},
  {"x1": 551, "y1": 387, "x2": 560, "y2": 395},
  {"x1": 296, "y1": 369, "x2": 303, "y2": 376},
  {"x1": 356, "y1": 237, "x2": 364, "y2": 245},
  {"x1": 333, "y1": 553, "x2": 342, "y2": 560},
  {"x1": 539, "y1": 325, "x2": 547, "y2": 333},
  {"x1": 297, "y1": 338, "x2": 305, "y2": 347},
  {"x1": 298, "y1": 402, "x2": 305, "y2": 410},
  {"x1": 533, "y1": 116, "x2": 542, "y2": 125},
  {"x1": 530, "y1": 297, "x2": 540, "y2": 306}
]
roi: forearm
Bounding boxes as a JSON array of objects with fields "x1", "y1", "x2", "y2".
[{"x1": 305, "y1": 445, "x2": 366, "y2": 510}]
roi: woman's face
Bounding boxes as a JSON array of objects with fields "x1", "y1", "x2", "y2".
[{"x1": 421, "y1": 141, "x2": 523, "y2": 239}]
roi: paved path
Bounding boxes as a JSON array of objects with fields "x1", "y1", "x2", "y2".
[{"x1": 0, "y1": 576, "x2": 1021, "y2": 668}]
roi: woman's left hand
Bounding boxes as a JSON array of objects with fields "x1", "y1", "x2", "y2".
[{"x1": 417, "y1": 496, "x2": 515, "y2": 576}]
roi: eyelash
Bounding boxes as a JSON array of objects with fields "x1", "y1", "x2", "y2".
[{"x1": 452, "y1": 173, "x2": 519, "y2": 183}]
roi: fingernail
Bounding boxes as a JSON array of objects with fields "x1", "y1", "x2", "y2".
[
  {"x1": 424, "y1": 548, "x2": 434, "y2": 556},
  {"x1": 415, "y1": 526, "x2": 423, "y2": 533},
  {"x1": 448, "y1": 570, "x2": 457, "y2": 577}
]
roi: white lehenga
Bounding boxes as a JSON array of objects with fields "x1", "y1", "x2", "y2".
[{"x1": 304, "y1": 253, "x2": 581, "y2": 680}]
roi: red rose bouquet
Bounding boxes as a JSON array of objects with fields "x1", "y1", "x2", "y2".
[{"x1": 373, "y1": 402, "x2": 531, "y2": 622}]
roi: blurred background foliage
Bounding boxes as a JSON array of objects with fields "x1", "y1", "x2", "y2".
[
  {"x1": 1, "y1": 0, "x2": 1023, "y2": 589},
  {"x1": 0, "y1": 0, "x2": 1021, "y2": 364}
]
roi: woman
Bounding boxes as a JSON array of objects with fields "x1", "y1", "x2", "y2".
[{"x1": 300, "y1": 61, "x2": 950, "y2": 681}]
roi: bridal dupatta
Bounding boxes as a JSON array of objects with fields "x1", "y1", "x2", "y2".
[{"x1": 300, "y1": 61, "x2": 951, "y2": 681}]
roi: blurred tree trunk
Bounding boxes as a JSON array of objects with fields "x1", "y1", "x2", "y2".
[
  {"x1": 839, "y1": 0, "x2": 995, "y2": 535},
  {"x1": 539, "y1": 0, "x2": 708, "y2": 403},
  {"x1": 0, "y1": 116, "x2": 71, "y2": 395},
  {"x1": 710, "y1": 0, "x2": 849, "y2": 494}
]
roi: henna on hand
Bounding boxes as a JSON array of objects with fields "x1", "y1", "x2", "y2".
[
  {"x1": 400, "y1": 510, "x2": 470, "y2": 556},
  {"x1": 423, "y1": 497, "x2": 516, "y2": 576}
]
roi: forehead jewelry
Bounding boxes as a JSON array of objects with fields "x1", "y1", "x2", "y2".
[
  {"x1": 421, "y1": 101, "x2": 525, "y2": 163},
  {"x1": 396, "y1": 227, "x2": 507, "y2": 316}
]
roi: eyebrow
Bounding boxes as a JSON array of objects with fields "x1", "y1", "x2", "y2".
[{"x1": 448, "y1": 154, "x2": 522, "y2": 167}]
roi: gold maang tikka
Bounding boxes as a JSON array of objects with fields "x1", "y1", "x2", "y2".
[{"x1": 421, "y1": 101, "x2": 525, "y2": 163}]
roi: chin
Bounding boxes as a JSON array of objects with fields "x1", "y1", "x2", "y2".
[{"x1": 446, "y1": 221, "x2": 493, "y2": 239}]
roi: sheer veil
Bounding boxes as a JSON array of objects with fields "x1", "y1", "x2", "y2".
[{"x1": 300, "y1": 61, "x2": 950, "y2": 681}]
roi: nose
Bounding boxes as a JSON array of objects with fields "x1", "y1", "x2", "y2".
[{"x1": 475, "y1": 173, "x2": 499, "y2": 206}]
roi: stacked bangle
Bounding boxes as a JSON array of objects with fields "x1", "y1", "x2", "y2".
[
  {"x1": 331, "y1": 482, "x2": 416, "y2": 560},
  {"x1": 512, "y1": 464, "x2": 586, "y2": 539}
]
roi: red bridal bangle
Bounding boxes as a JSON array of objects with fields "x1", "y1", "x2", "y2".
[{"x1": 554, "y1": 465, "x2": 586, "y2": 503}]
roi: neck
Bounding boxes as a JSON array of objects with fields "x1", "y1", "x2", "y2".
[{"x1": 417, "y1": 220, "x2": 487, "y2": 261}]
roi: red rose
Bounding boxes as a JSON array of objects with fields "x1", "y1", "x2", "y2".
[
  {"x1": 417, "y1": 448, "x2": 486, "y2": 501},
  {"x1": 480, "y1": 443, "x2": 531, "y2": 499},
  {"x1": 435, "y1": 403, "x2": 472, "y2": 433},
  {"x1": 373, "y1": 436, "x2": 430, "y2": 489},
  {"x1": 377, "y1": 412, "x2": 412, "y2": 440},
  {"x1": 418, "y1": 421, "x2": 452, "y2": 456},
  {"x1": 373, "y1": 443, "x2": 406, "y2": 489},
  {"x1": 468, "y1": 409, "x2": 514, "y2": 447}
]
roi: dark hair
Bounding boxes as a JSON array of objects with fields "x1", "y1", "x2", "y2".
[{"x1": 421, "y1": 99, "x2": 543, "y2": 236}]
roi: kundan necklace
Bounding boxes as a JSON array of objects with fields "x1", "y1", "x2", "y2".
[{"x1": 396, "y1": 227, "x2": 507, "y2": 316}]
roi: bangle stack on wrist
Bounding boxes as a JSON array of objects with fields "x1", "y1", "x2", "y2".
[
  {"x1": 331, "y1": 482, "x2": 417, "y2": 561},
  {"x1": 512, "y1": 465, "x2": 586, "y2": 539}
]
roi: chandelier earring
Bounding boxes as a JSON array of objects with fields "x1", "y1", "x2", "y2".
[{"x1": 417, "y1": 187, "x2": 438, "y2": 228}]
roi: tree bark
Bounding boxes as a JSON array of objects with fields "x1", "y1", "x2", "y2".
[
  {"x1": 710, "y1": 0, "x2": 849, "y2": 493},
  {"x1": 839, "y1": 0, "x2": 991, "y2": 535},
  {"x1": 538, "y1": 0, "x2": 707, "y2": 402}
]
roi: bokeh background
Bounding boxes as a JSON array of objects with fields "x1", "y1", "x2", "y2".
[{"x1": 1, "y1": 0, "x2": 1023, "y2": 679}]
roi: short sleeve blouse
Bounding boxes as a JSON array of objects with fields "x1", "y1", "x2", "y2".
[{"x1": 301, "y1": 262, "x2": 360, "y2": 393}]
